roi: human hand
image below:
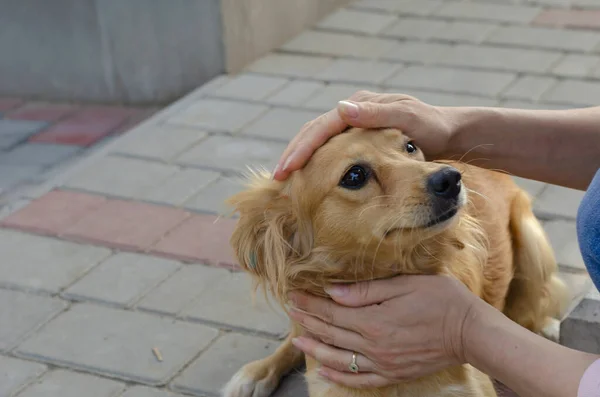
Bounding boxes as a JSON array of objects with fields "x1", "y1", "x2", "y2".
[
  {"x1": 273, "y1": 91, "x2": 457, "y2": 181},
  {"x1": 287, "y1": 275, "x2": 479, "y2": 388}
]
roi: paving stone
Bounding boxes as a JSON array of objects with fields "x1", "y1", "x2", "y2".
[
  {"x1": 512, "y1": 176, "x2": 547, "y2": 198},
  {"x1": 381, "y1": 17, "x2": 448, "y2": 40},
  {"x1": 136, "y1": 265, "x2": 229, "y2": 316},
  {"x1": 143, "y1": 168, "x2": 221, "y2": 207},
  {"x1": 175, "y1": 135, "x2": 286, "y2": 173},
  {"x1": 0, "y1": 119, "x2": 48, "y2": 150},
  {"x1": 166, "y1": 99, "x2": 268, "y2": 134},
  {"x1": 314, "y1": 59, "x2": 401, "y2": 85},
  {"x1": 302, "y1": 83, "x2": 379, "y2": 111},
  {"x1": 0, "y1": 289, "x2": 66, "y2": 352},
  {"x1": 62, "y1": 253, "x2": 181, "y2": 308},
  {"x1": 121, "y1": 386, "x2": 185, "y2": 397},
  {"x1": 382, "y1": 42, "x2": 453, "y2": 64},
  {"x1": 63, "y1": 199, "x2": 190, "y2": 252},
  {"x1": 17, "y1": 369, "x2": 126, "y2": 397},
  {"x1": 543, "y1": 220, "x2": 586, "y2": 270},
  {"x1": 265, "y1": 81, "x2": 325, "y2": 107},
  {"x1": 281, "y1": 31, "x2": 396, "y2": 59},
  {"x1": 210, "y1": 74, "x2": 290, "y2": 101},
  {"x1": 560, "y1": 290, "x2": 600, "y2": 354},
  {"x1": 559, "y1": 271, "x2": 593, "y2": 308},
  {"x1": 0, "y1": 356, "x2": 46, "y2": 396},
  {"x1": 0, "y1": 143, "x2": 80, "y2": 167},
  {"x1": 501, "y1": 76, "x2": 557, "y2": 101},
  {"x1": 0, "y1": 165, "x2": 42, "y2": 190},
  {"x1": 0, "y1": 229, "x2": 111, "y2": 293},
  {"x1": 150, "y1": 215, "x2": 237, "y2": 268},
  {"x1": 383, "y1": 87, "x2": 498, "y2": 106},
  {"x1": 15, "y1": 304, "x2": 219, "y2": 386},
  {"x1": 535, "y1": 184, "x2": 585, "y2": 220},
  {"x1": 544, "y1": 80, "x2": 600, "y2": 106},
  {"x1": 435, "y1": 2, "x2": 541, "y2": 23},
  {"x1": 316, "y1": 8, "x2": 397, "y2": 35},
  {"x1": 272, "y1": 372, "x2": 308, "y2": 397},
  {"x1": 242, "y1": 108, "x2": 321, "y2": 141},
  {"x1": 533, "y1": 9, "x2": 600, "y2": 30},
  {"x1": 64, "y1": 156, "x2": 179, "y2": 199},
  {"x1": 6, "y1": 103, "x2": 78, "y2": 122},
  {"x1": 245, "y1": 54, "x2": 333, "y2": 79},
  {"x1": 551, "y1": 54, "x2": 600, "y2": 78},
  {"x1": 171, "y1": 333, "x2": 280, "y2": 396},
  {"x1": 115, "y1": 125, "x2": 209, "y2": 162},
  {"x1": 385, "y1": 66, "x2": 516, "y2": 96},
  {"x1": 430, "y1": 20, "x2": 498, "y2": 43},
  {"x1": 440, "y1": 44, "x2": 562, "y2": 73},
  {"x1": 487, "y1": 25, "x2": 600, "y2": 52},
  {"x1": 184, "y1": 177, "x2": 245, "y2": 214},
  {"x1": 351, "y1": 0, "x2": 443, "y2": 16}
]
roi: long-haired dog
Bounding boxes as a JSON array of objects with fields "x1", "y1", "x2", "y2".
[{"x1": 222, "y1": 128, "x2": 568, "y2": 397}]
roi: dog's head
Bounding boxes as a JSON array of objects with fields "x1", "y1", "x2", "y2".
[{"x1": 227, "y1": 128, "x2": 482, "y2": 302}]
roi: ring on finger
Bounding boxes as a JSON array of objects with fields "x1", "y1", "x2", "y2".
[{"x1": 349, "y1": 352, "x2": 360, "y2": 373}]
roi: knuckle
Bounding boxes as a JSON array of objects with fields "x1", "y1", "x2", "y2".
[{"x1": 349, "y1": 90, "x2": 374, "y2": 101}]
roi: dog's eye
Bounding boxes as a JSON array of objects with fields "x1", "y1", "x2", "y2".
[
  {"x1": 406, "y1": 141, "x2": 417, "y2": 153},
  {"x1": 340, "y1": 165, "x2": 370, "y2": 190}
]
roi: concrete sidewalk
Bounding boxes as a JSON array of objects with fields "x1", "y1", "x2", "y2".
[{"x1": 0, "y1": 0, "x2": 599, "y2": 396}]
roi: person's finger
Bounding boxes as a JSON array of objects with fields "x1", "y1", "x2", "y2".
[
  {"x1": 317, "y1": 366, "x2": 391, "y2": 389},
  {"x1": 337, "y1": 99, "x2": 417, "y2": 131},
  {"x1": 291, "y1": 336, "x2": 376, "y2": 373},
  {"x1": 324, "y1": 277, "x2": 418, "y2": 307}
]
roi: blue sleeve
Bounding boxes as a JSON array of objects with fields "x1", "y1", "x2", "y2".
[{"x1": 577, "y1": 168, "x2": 600, "y2": 292}]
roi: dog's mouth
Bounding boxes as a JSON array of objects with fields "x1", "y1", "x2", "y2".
[{"x1": 425, "y1": 207, "x2": 459, "y2": 228}]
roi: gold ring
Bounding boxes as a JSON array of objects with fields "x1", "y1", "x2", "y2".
[{"x1": 348, "y1": 352, "x2": 359, "y2": 373}]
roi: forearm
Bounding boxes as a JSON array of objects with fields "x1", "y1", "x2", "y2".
[
  {"x1": 465, "y1": 299, "x2": 599, "y2": 397},
  {"x1": 444, "y1": 106, "x2": 600, "y2": 190}
]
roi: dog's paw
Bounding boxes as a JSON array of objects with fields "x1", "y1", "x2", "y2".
[
  {"x1": 222, "y1": 360, "x2": 281, "y2": 397},
  {"x1": 540, "y1": 318, "x2": 560, "y2": 343}
]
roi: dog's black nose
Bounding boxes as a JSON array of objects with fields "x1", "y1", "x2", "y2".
[{"x1": 427, "y1": 167, "x2": 462, "y2": 200}]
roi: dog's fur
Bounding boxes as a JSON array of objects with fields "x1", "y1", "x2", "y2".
[{"x1": 223, "y1": 128, "x2": 568, "y2": 397}]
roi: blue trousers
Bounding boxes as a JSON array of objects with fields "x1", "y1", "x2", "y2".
[{"x1": 577, "y1": 168, "x2": 600, "y2": 292}]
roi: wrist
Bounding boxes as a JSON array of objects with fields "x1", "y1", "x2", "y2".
[{"x1": 441, "y1": 106, "x2": 500, "y2": 160}]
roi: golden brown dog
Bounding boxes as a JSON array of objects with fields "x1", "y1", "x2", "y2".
[{"x1": 223, "y1": 127, "x2": 568, "y2": 397}]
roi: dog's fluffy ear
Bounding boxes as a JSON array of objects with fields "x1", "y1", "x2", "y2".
[{"x1": 226, "y1": 170, "x2": 311, "y2": 303}]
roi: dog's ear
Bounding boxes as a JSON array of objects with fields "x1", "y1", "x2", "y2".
[{"x1": 226, "y1": 170, "x2": 312, "y2": 303}]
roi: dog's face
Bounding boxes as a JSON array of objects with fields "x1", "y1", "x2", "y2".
[{"x1": 227, "y1": 128, "x2": 470, "y2": 301}]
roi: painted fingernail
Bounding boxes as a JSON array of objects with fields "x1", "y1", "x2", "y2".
[
  {"x1": 338, "y1": 100, "x2": 359, "y2": 119},
  {"x1": 282, "y1": 152, "x2": 296, "y2": 172},
  {"x1": 325, "y1": 285, "x2": 349, "y2": 297}
]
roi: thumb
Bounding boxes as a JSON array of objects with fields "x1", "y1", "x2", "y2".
[
  {"x1": 337, "y1": 100, "x2": 411, "y2": 129},
  {"x1": 325, "y1": 276, "x2": 415, "y2": 307}
]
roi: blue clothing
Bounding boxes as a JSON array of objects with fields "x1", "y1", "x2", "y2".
[{"x1": 577, "y1": 168, "x2": 600, "y2": 292}]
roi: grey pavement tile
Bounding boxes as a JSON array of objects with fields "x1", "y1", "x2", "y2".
[
  {"x1": 0, "y1": 120, "x2": 47, "y2": 150},
  {"x1": 180, "y1": 272, "x2": 288, "y2": 337},
  {"x1": 136, "y1": 265, "x2": 230, "y2": 316},
  {"x1": 316, "y1": 8, "x2": 397, "y2": 35},
  {"x1": 166, "y1": 99, "x2": 268, "y2": 134},
  {"x1": 486, "y1": 26, "x2": 600, "y2": 52},
  {"x1": 351, "y1": 0, "x2": 443, "y2": 16},
  {"x1": 210, "y1": 74, "x2": 290, "y2": 101},
  {"x1": 559, "y1": 271, "x2": 593, "y2": 307},
  {"x1": 385, "y1": 66, "x2": 516, "y2": 97},
  {"x1": 440, "y1": 44, "x2": 563, "y2": 73},
  {"x1": 382, "y1": 41, "x2": 453, "y2": 64},
  {"x1": 121, "y1": 386, "x2": 185, "y2": 397},
  {"x1": 430, "y1": 20, "x2": 498, "y2": 43},
  {"x1": 543, "y1": 220, "x2": 586, "y2": 270},
  {"x1": 171, "y1": 333, "x2": 280, "y2": 397},
  {"x1": 551, "y1": 54, "x2": 600, "y2": 78},
  {"x1": 0, "y1": 144, "x2": 80, "y2": 167},
  {"x1": 265, "y1": 81, "x2": 325, "y2": 107},
  {"x1": 381, "y1": 17, "x2": 448, "y2": 40},
  {"x1": 15, "y1": 304, "x2": 219, "y2": 386},
  {"x1": 62, "y1": 253, "x2": 182, "y2": 308},
  {"x1": 560, "y1": 290, "x2": 600, "y2": 354},
  {"x1": 534, "y1": 184, "x2": 585, "y2": 219},
  {"x1": 434, "y1": 2, "x2": 541, "y2": 23},
  {"x1": 544, "y1": 80, "x2": 600, "y2": 106},
  {"x1": 183, "y1": 177, "x2": 246, "y2": 214},
  {"x1": 175, "y1": 135, "x2": 286, "y2": 173},
  {"x1": 383, "y1": 87, "x2": 498, "y2": 106},
  {"x1": 281, "y1": 31, "x2": 396, "y2": 59},
  {"x1": 0, "y1": 165, "x2": 42, "y2": 190},
  {"x1": 272, "y1": 372, "x2": 308, "y2": 397},
  {"x1": 143, "y1": 168, "x2": 221, "y2": 207},
  {"x1": 17, "y1": 369, "x2": 126, "y2": 397},
  {"x1": 302, "y1": 83, "x2": 379, "y2": 111},
  {"x1": 64, "y1": 156, "x2": 179, "y2": 199},
  {"x1": 0, "y1": 289, "x2": 66, "y2": 352},
  {"x1": 0, "y1": 229, "x2": 111, "y2": 294},
  {"x1": 512, "y1": 176, "x2": 547, "y2": 198},
  {"x1": 0, "y1": 356, "x2": 46, "y2": 396},
  {"x1": 241, "y1": 108, "x2": 321, "y2": 141},
  {"x1": 501, "y1": 76, "x2": 557, "y2": 101},
  {"x1": 115, "y1": 125, "x2": 209, "y2": 162},
  {"x1": 244, "y1": 54, "x2": 334, "y2": 79},
  {"x1": 314, "y1": 59, "x2": 401, "y2": 85}
]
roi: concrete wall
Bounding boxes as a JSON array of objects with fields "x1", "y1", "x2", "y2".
[{"x1": 0, "y1": 0, "x2": 351, "y2": 105}]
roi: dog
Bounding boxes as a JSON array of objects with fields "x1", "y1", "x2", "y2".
[{"x1": 222, "y1": 127, "x2": 568, "y2": 397}]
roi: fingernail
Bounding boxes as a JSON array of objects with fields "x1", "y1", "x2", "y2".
[
  {"x1": 318, "y1": 368, "x2": 329, "y2": 379},
  {"x1": 282, "y1": 152, "x2": 296, "y2": 172},
  {"x1": 272, "y1": 164, "x2": 280, "y2": 179},
  {"x1": 325, "y1": 285, "x2": 349, "y2": 297},
  {"x1": 338, "y1": 100, "x2": 359, "y2": 119},
  {"x1": 291, "y1": 337, "x2": 305, "y2": 349}
]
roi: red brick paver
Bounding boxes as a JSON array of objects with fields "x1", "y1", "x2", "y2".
[
  {"x1": 0, "y1": 98, "x2": 24, "y2": 113},
  {"x1": 533, "y1": 9, "x2": 600, "y2": 30},
  {"x1": 6, "y1": 102, "x2": 78, "y2": 122}
]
